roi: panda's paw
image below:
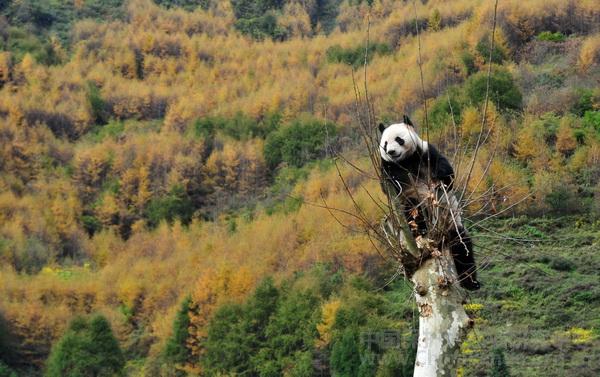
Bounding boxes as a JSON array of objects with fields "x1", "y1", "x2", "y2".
[{"x1": 460, "y1": 276, "x2": 481, "y2": 291}]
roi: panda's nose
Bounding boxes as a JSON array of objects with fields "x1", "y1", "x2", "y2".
[{"x1": 388, "y1": 149, "x2": 398, "y2": 156}]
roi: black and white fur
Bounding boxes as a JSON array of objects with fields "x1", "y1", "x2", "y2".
[{"x1": 379, "y1": 116, "x2": 480, "y2": 290}]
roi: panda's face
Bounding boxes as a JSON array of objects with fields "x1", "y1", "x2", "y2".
[{"x1": 379, "y1": 122, "x2": 425, "y2": 162}]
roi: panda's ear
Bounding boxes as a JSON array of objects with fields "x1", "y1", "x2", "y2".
[
  {"x1": 378, "y1": 122, "x2": 386, "y2": 133},
  {"x1": 403, "y1": 115, "x2": 414, "y2": 127}
]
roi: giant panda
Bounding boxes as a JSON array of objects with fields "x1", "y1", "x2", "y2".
[{"x1": 378, "y1": 116, "x2": 480, "y2": 291}]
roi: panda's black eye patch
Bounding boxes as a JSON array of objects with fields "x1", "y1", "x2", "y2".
[{"x1": 395, "y1": 137, "x2": 404, "y2": 145}]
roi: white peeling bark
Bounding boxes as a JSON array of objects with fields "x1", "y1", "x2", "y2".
[
  {"x1": 411, "y1": 253, "x2": 470, "y2": 377},
  {"x1": 380, "y1": 180, "x2": 471, "y2": 376}
]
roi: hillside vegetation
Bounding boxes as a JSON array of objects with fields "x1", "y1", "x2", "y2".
[{"x1": 0, "y1": 0, "x2": 599, "y2": 376}]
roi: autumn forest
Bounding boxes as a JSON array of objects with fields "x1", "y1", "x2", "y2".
[{"x1": 0, "y1": 0, "x2": 599, "y2": 376}]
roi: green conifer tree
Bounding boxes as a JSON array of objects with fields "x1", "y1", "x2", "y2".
[
  {"x1": 491, "y1": 347, "x2": 511, "y2": 377},
  {"x1": 163, "y1": 296, "x2": 192, "y2": 375},
  {"x1": 45, "y1": 315, "x2": 124, "y2": 377},
  {"x1": 330, "y1": 327, "x2": 363, "y2": 377},
  {"x1": 203, "y1": 277, "x2": 279, "y2": 375}
]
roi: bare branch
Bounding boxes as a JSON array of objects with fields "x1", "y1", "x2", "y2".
[{"x1": 459, "y1": 0, "x2": 500, "y2": 203}]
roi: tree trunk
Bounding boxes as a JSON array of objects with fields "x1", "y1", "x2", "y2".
[
  {"x1": 411, "y1": 252, "x2": 471, "y2": 377},
  {"x1": 380, "y1": 180, "x2": 471, "y2": 376}
]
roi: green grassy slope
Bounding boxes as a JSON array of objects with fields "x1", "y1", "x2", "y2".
[{"x1": 462, "y1": 217, "x2": 600, "y2": 376}]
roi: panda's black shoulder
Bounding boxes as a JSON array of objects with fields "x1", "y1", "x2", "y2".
[
  {"x1": 425, "y1": 143, "x2": 455, "y2": 187},
  {"x1": 425, "y1": 143, "x2": 446, "y2": 162},
  {"x1": 381, "y1": 158, "x2": 403, "y2": 178}
]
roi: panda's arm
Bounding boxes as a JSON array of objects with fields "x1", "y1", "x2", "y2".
[
  {"x1": 381, "y1": 159, "x2": 410, "y2": 194},
  {"x1": 427, "y1": 145, "x2": 455, "y2": 189}
]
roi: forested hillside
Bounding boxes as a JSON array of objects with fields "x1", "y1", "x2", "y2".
[{"x1": 0, "y1": 0, "x2": 599, "y2": 376}]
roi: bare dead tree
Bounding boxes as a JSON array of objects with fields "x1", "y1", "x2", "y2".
[{"x1": 322, "y1": 1, "x2": 506, "y2": 376}]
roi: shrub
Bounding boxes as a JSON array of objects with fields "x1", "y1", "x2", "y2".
[
  {"x1": 221, "y1": 112, "x2": 281, "y2": 139},
  {"x1": 582, "y1": 111, "x2": 600, "y2": 133},
  {"x1": 4, "y1": 1, "x2": 125, "y2": 48},
  {"x1": 460, "y1": 51, "x2": 477, "y2": 75},
  {"x1": 490, "y1": 347, "x2": 511, "y2": 377},
  {"x1": 153, "y1": 0, "x2": 209, "y2": 11},
  {"x1": 428, "y1": 88, "x2": 463, "y2": 128},
  {"x1": 547, "y1": 256, "x2": 575, "y2": 272},
  {"x1": 16, "y1": 237, "x2": 54, "y2": 274},
  {"x1": 89, "y1": 120, "x2": 125, "y2": 143},
  {"x1": 4, "y1": 26, "x2": 63, "y2": 65},
  {"x1": 45, "y1": 315, "x2": 124, "y2": 377},
  {"x1": 234, "y1": 13, "x2": 288, "y2": 41},
  {"x1": 145, "y1": 185, "x2": 194, "y2": 228},
  {"x1": 286, "y1": 351, "x2": 313, "y2": 377},
  {"x1": 264, "y1": 163, "x2": 325, "y2": 214},
  {"x1": 192, "y1": 112, "x2": 281, "y2": 140},
  {"x1": 326, "y1": 42, "x2": 391, "y2": 68},
  {"x1": 81, "y1": 215, "x2": 102, "y2": 236},
  {"x1": 464, "y1": 68, "x2": 522, "y2": 112},
  {"x1": 535, "y1": 72, "x2": 564, "y2": 89},
  {"x1": 264, "y1": 119, "x2": 336, "y2": 169},
  {"x1": 87, "y1": 81, "x2": 108, "y2": 125},
  {"x1": 308, "y1": 0, "x2": 339, "y2": 33},
  {"x1": 231, "y1": 1, "x2": 288, "y2": 40},
  {"x1": 476, "y1": 38, "x2": 506, "y2": 64},
  {"x1": 571, "y1": 89, "x2": 594, "y2": 117},
  {"x1": 537, "y1": 31, "x2": 566, "y2": 42},
  {"x1": 545, "y1": 186, "x2": 579, "y2": 214},
  {"x1": 231, "y1": 0, "x2": 285, "y2": 20}
]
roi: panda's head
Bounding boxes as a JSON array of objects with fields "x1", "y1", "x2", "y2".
[{"x1": 378, "y1": 116, "x2": 428, "y2": 163}]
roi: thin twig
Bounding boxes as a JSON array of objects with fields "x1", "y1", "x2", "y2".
[{"x1": 459, "y1": 0, "x2": 499, "y2": 203}]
